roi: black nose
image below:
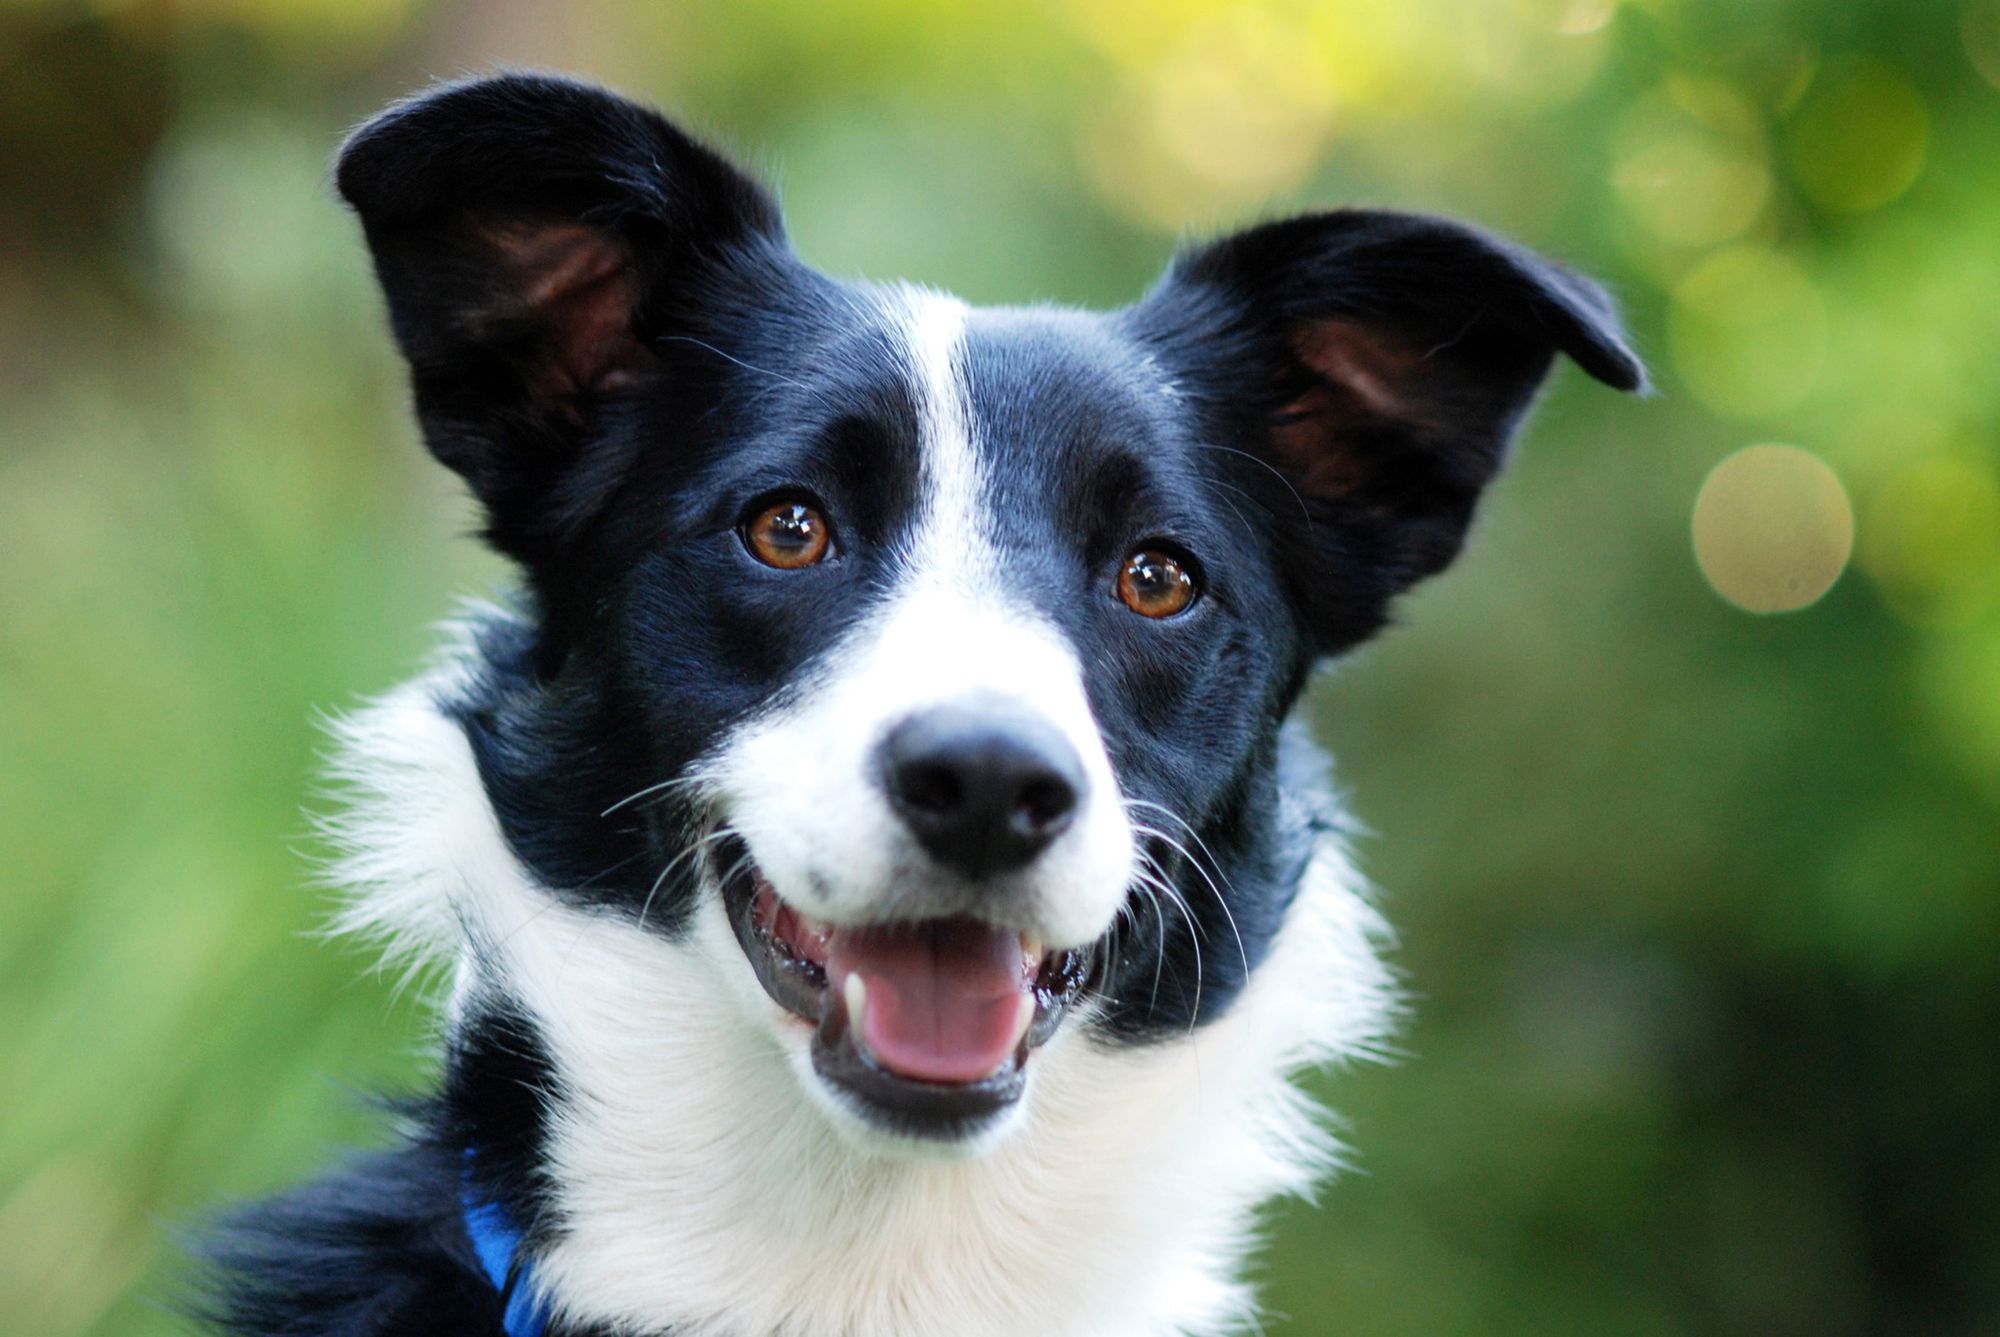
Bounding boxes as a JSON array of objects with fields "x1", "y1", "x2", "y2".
[{"x1": 877, "y1": 700, "x2": 1086, "y2": 880}]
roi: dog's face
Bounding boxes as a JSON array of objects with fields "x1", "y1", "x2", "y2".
[{"x1": 338, "y1": 76, "x2": 1640, "y2": 1151}]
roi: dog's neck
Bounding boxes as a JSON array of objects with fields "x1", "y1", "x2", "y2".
[{"x1": 331, "y1": 656, "x2": 1394, "y2": 1337}]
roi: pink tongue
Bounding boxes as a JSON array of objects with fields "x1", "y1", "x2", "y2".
[{"x1": 825, "y1": 919, "x2": 1033, "y2": 1085}]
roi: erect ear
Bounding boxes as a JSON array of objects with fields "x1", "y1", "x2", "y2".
[
  {"x1": 1127, "y1": 209, "x2": 1645, "y2": 655},
  {"x1": 336, "y1": 75, "x2": 786, "y2": 551}
]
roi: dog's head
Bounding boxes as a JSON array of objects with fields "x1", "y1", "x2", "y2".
[{"x1": 336, "y1": 75, "x2": 1641, "y2": 1152}]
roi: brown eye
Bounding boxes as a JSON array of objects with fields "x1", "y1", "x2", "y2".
[
  {"x1": 1116, "y1": 548, "x2": 1198, "y2": 618},
  {"x1": 743, "y1": 500, "x2": 831, "y2": 569}
]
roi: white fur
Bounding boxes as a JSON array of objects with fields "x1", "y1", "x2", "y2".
[{"x1": 325, "y1": 652, "x2": 1395, "y2": 1337}]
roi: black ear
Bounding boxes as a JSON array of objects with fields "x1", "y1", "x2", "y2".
[
  {"x1": 336, "y1": 75, "x2": 785, "y2": 549},
  {"x1": 1127, "y1": 209, "x2": 1644, "y2": 655}
]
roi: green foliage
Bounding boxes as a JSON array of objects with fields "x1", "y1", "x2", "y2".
[{"x1": 2, "y1": 2, "x2": 1996, "y2": 1332}]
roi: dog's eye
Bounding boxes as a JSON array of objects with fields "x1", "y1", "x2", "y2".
[
  {"x1": 743, "y1": 500, "x2": 832, "y2": 569},
  {"x1": 1116, "y1": 547, "x2": 1198, "y2": 618}
]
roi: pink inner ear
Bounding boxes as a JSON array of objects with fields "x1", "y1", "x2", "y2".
[
  {"x1": 488, "y1": 223, "x2": 646, "y2": 398},
  {"x1": 1293, "y1": 319, "x2": 1421, "y2": 421},
  {"x1": 1273, "y1": 320, "x2": 1434, "y2": 498}
]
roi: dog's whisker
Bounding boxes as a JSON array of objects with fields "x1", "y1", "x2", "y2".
[
  {"x1": 1127, "y1": 875, "x2": 1172, "y2": 1019},
  {"x1": 1122, "y1": 798, "x2": 1239, "y2": 893},
  {"x1": 602, "y1": 775, "x2": 707, "y2": 818},
  {"x1": 478, "y1": 891, "x2": 569, "y2": 963},
  {"x1": 707, "y1": 849, "x2": 758, "y2": 901},
  {"x1": 651, "y1": 334, "x2": 812, "y2": 391},
  {"x1": 637, "y1": 827, "x2": 736, "y2": 935},
  {"x1": 1125, "y1": 803, "x2": 1254, "y2": 984},
  {"x1": 1152, "y1": 835, "x2": 1251, "y2": 986},
  {"x1": 1128, "y1": 843, "x2": 1204, "y2": 1032},
  {"x1": 1194, "y1": 475, "x2": 1259, "y2": 543},
  {"x1": 1183, "y1": 438, "x2": 1315, "y2": 531},
  {"x1": 572, "y1": 849, "x2": 650, "y2": 894},
  {"x1": 1114, "y1": 878, "x2": 1154, "y2": 1008}
]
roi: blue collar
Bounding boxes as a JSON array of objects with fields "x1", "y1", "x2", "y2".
[{"x1": 461, "y1": 1185, "x2": 552, "y2": 1337}]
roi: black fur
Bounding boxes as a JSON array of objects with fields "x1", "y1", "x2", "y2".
[
  {"x1": 201, "y1": 73, "x2": 1642, "y2": 1334},
  {"x1": 200, "y1": 997, "x2": 563, "y2": 1335},
  {"x1": 200, "y1": 1139, "x2": 507, "y2": 1336}
]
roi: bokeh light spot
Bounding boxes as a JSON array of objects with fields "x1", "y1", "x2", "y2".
[
  {"x1": 1615, "y1": 128, "x2": 1770, "y2": 246},
  {"x1": 1665, "y1": 73, "x2": 1764, "y2": 138},
  {"x1": 1075, "y1": 5, "x2": 1345, "y2": 230},
  {"x1": 1962, "y1": 0, "x2": 2000, "y2": 90},
  {"x1": 1858, "y1": 453, "x2": 2000, "y2": 625},
  {"x1": 1785, "y1": 58, "x2": 1929, "y2": 212},
  {"x1": 1668, "y1": 246, "x2": 1827, "y2": 418},
  {"x1": 1556, "y1": 0, "x2": 1618, "y2": 36},
  {"x1": 1693, "y1": 445, "x2": 1854, "y2": 614},
  {"x1": 1457, "y1": 0, "x2": 1610, "y2": 103},
  {"x1": 1146, "y1": 8, "x2": 1336, "y2": 193},
  {"x1": 1305, "y1": 5, "x2": 1436, "y2": 111},
  {"x1": 1918, "y1": 620, "x2": 2000, "y2": 804},
  {"x1": 1061, "y1": 0, "x2": 1209, "y2": 69}
]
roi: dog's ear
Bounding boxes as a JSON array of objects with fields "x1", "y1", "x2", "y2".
[
  {"x1": 336, "y1": 75, "x2": 786, "y2": 549},
  {"x1": 1127, "y1": 209, "x2": 1644, "y2": 655}
]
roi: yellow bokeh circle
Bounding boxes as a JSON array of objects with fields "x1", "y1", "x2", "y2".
[
  {"x1": 1859, "y1": 453, "x2": 2000, "y2": 625},
  {"x1": 1668, "y1": 246, "x2": 1827, "y2": 419},
  {"x1": 1615, "y1": 128, "x2": 1771, "y2": 247},
  {"x1": 1785, "y1": 58, "x2": 1929, "y2": 212},
  {"x1": 1693, "y1": 445, "x2": 1854, "y2": 613}
]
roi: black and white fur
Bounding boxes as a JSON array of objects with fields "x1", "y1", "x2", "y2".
[{"x1": 202, "y1": 74, "x2": 1644, "y2": 1337}]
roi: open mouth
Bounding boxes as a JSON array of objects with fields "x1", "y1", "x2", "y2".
[{"x1": 716, "y1": 834, "x2": 1090, "y2": 1140}]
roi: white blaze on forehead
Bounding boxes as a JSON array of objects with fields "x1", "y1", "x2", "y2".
[{"x1": 889, "y1": 285, "x2": 987, "y2": 583}]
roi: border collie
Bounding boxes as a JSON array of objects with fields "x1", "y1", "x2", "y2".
[{"x1": 202, "y1": 73, "x2": 1643, "y2": 1337}]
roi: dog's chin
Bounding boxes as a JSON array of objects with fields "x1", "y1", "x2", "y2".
[{"x1": 715, "y1": 833, "x2": 1092, "y2": 1152}]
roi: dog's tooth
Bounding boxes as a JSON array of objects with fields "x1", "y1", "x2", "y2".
[
  {"x1": 1009, "y1": 993, "x2": 1036, "y2": 1050},
  {"x1": 797, "y1": 913, "x2": 833, "y2": 957},
  {"x1": 843, "y1": 972, "x2": 868, "y2": 1032},
  {"x1": 1020, "y1": 934, "x2": 1043, "y2": 967}
]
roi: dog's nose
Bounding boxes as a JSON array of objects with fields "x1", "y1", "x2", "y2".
[{"x1": 877, "y1": 701, "x2": 1085, "y2": 879}]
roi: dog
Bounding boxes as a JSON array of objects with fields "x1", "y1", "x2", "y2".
[{"x1": 201, "y1": 73, "x2": 1643, "y2": 1337}]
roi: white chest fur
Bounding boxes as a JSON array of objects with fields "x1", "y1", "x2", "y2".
[{"x1": 326, "y1": 655, "x2": 1395, "y2": 1337}]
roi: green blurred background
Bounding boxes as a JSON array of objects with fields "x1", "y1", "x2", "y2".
[{"x1": 4, "y1": 0, "x2": 1998, "y2": 1333}]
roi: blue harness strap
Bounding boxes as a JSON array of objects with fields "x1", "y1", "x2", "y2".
[{"x1": 461, "y1": 1180, "x2": 553, "y2": 1337}]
